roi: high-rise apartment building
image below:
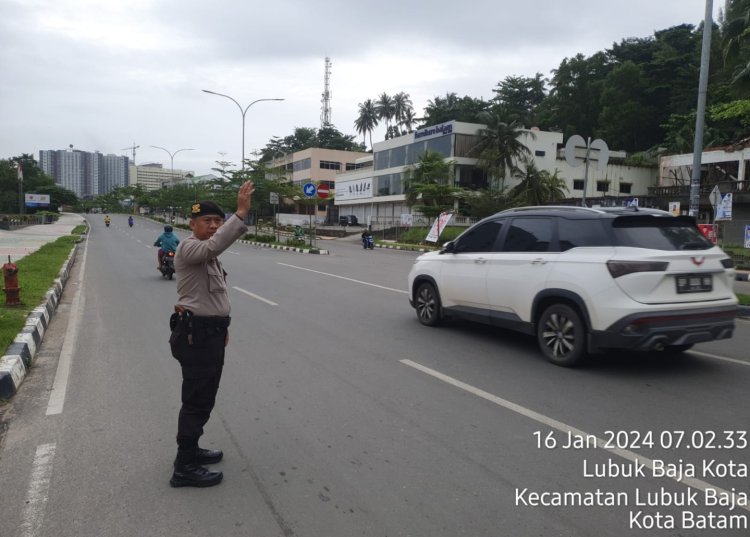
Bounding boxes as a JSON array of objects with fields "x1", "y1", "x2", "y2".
[{"x1": 39, "y1": 148, "x2": 129, "y2": 198}]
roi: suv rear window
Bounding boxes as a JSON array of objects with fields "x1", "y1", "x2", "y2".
[
  {"x1": 610, "y1": 216, "x2": 713, "y2": 251},
  {"x1": 558, "y1": 218, "x2": 609, "y2": 251}
]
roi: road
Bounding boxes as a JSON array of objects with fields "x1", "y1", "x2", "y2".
[{"x1": 1, "y1": 213, "x2": 749, "y2": 537}]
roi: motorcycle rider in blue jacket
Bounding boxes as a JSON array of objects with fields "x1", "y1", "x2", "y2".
[{"x1": 154, "y1": 225, "x2": 180, "y2": 270}]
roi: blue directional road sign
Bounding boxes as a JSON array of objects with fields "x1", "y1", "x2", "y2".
[{"x1": 303, "y1": 182, "x2": 317, "y2": 198}]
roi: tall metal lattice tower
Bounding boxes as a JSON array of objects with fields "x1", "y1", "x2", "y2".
[{"x1": 321, "y1": 57, "x2": 332, "y2": 127}]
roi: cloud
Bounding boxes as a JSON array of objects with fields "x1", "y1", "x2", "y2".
[{"x1": 0, "y1": 0, "x2": 718, "y2": 176}]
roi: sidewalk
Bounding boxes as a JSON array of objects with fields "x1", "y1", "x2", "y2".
[
  {"x1": 0, "y1": 213, "x2": 85, "y2": 398},
  {"x1": 0, "y1": 213, "x2": 86, "y2": 262}
]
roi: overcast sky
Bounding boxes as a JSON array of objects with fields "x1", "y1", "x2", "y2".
[{"x1": 1, "y1": 0, "x2": 722, "y2": 178}]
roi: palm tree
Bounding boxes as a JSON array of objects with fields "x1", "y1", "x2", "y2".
[
  {"x1": 375, "y1": 93, "x2": 395, "y2": 138},
  {"x1": 472, "y1": 110, "x2": 534, "y2": 190},
  {"x1": 722, "y1": 0, "x2": 750, "y2": 86},
  {"x1": 392, "y1": 92, "x2": 414, "y2": 134},
  {"x1": 354, "y1": 99, "x2": 379, "y2": 150},
  {"x1": 510, "y1": 159, "x2": 568, "y2": 206},
  {"x1": 400, "y1": 108, "x2": 418, "y2": 133},
  {"x1": 422, "y1": 92, "x2": 460, "y2": 126},
  {"x1": 404, "y1": 150, "x2": 463, "y2": 220}
]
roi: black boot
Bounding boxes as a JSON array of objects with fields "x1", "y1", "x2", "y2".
[
  {"x1": 196, "y1": 447, "x2": 223, "y2": 465},
  {"x1": 170, "y1": 463, "x2": 223, "y2": 488},
  {"x1": 170, "y1": 448, "x2": 223, "y2": 488}
]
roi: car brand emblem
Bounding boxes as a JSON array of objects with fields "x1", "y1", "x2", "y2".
[{"x1": 690, "y1": 256, "x2": 705, "y2": 266}]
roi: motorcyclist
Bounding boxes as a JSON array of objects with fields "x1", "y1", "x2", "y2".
[
  {"x1": 361, "y1": 228, "x2": 373, "y2": 249},
  {"x1": 104, "y1": 215, "x2": 111, "y2": 227},
  {"x1": 128, "y1": 216, "x2": 134, "y2": 227},
  {"x1": 154, "y1": 225, "x2": 180, "y2": 270}
]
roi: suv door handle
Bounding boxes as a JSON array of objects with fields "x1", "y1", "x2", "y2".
[
  {"x1": 531, "y1": 258, "x2": 547, "y2": 265},
  {"x1": 475, "y1": 257, "x2": 487, "y2": 264}
]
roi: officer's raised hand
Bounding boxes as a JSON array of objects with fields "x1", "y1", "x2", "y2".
[{"x1": 235, "y1": 181, "x2": 255, "y2": 220}]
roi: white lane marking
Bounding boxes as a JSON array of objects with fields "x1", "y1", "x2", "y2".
[
  {"x1": 688, "y1": 349, "x2": 750, "y2": 366},
  {"x1": 232, "y1": 286, "x2": 278, "y2": 306},
  {"x1": 278, "y1": 262, "x2": 408, "y2": 294},
  {"x1": 46, "y1": 235, "x2": 89, "y2": 415},
  {"x1": 227, "y1": 250, "x2": 240, "y2": 255},
  {"x1": 400, "y1": 359, "x2": 750, "y2": 513},
  {"x1": 19, "y1": 443, "x2": 57, "y2": 537}
]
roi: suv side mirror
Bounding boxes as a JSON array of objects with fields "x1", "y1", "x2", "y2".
[{"x1": 440, "y1": 241, "x2": 455, "y2": 254}]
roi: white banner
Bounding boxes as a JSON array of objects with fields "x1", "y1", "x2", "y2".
[
  {"x1": 668, "y1": 201, "x2": 680, "y2": 216},
  {"x1": 425, "y1": 212, "x2": 454, "y2": 243},
  {"x1": 25, "y1": 193, "x2": 50, "y2": 207},
  {"x1": 715, "y1": 193, "x2": 733, "y2": 221},
  {"x1": 400, "y1": 213, "x2": 413, "y2": 227},
  {"x1": 335, "y1": 178, "x2": 372, "y2": 201}
]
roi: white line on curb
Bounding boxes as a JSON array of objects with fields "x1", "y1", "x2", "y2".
[{"x1": 46, "y1": 235, "x2": 88, "y2": 416}]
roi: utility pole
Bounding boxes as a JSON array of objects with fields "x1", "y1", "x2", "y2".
[{"x1": 688, "y1": 0, "x2": 713, "y2": 218}]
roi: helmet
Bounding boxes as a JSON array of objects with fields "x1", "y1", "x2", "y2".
[{"x1": 164, "y1": 225, "x2": 173, "y2": 232}]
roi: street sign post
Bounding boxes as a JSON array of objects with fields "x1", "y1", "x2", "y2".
[{"x1": 317, "y1": 184, "x2": 330, "y2": 199}]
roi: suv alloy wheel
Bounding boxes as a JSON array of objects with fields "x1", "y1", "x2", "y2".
[{"x1": 537, "y1": 303, "x2": 586, "y2": 366}]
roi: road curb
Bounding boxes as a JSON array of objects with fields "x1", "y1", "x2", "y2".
[
  {"x1": 0, "y1": 245, "x2": 77, "y2": 400},
  {"x1": 739, "y1": 305, "x2": 750, "y2": 319},
  {"x1": 238, "y1": 239, "x2": 329, "y2": 255}
]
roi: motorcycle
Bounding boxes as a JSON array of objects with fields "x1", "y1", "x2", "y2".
[
  {"x1": 160, "y1": 251, "x2": 176, "y2": 280},
  {"x1": 128, "y1": 217, "x2": 134, "y2": 228},
  {"x1": 362, "y1": 235, "x2": 374, "y2": 250}
]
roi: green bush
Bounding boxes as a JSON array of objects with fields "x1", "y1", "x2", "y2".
[
  {"x1": 398, "y1": 226, "x2": 465, "y2": 245},
  {"x1": 286, "y1": 238, "x2": 306, "y2": 247}
]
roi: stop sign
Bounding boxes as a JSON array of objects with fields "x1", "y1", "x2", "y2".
[{"x1": 317, "y1": 184, "x2": 330, "y2": 199}]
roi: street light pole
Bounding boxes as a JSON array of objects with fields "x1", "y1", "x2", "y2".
[
  {"x1": 201, "y1": 90, "x2": 284, "y2": 170},
  {"x1": 150, "y1": 146, "x2": 195, "y2": 184}
]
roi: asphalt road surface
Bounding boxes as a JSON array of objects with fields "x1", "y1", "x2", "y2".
[{"x1": 1, "y1": 214, "x2": 749, "y2": 537}]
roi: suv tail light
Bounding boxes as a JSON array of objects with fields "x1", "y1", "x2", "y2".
[
  {"x1": 720, "y1": 258, "x2": 734, "y2": 269},
  {"x1": 606, "y1": 260, "x2": 669, "y2": 278}
]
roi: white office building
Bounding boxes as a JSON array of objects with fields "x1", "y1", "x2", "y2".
[{"x1": 334, "y1": 121, "x2": 657, "y2": 225}]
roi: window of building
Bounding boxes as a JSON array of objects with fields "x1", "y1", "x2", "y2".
[
  {"x1": 319, "y1": 160, "x2": 341, "y2": 170},
  {"x1": 345, "y1": 163, "x2": 357, "y2": 171},
  {"x1": 454, "y1": 135, "x2": 482, "y2": 158},
  {"x1": 596, "y1": 181, "x2": 610, "y2": 192},
  {"x1": 619, "y1": 182, "x2": 632, "y2": 194},
  {"x1": 293, "y1": 158, "x2": 311, "y2": 171},
  {"x1": 573, "y1": 180, "x2": 584, "y2": 190},
  {"x1": 426, "y1": 135, "x2": 452, "y2": 157}
]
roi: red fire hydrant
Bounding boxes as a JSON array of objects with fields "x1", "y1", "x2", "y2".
[{"x1": 3, "y1": 255, "x2": 21, "y2": 306}]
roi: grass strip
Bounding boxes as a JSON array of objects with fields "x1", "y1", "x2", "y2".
[{"x1": 0, "y1": 235, "x2": 79, "y2": 353}]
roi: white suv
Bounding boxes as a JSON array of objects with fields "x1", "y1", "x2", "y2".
[{"x1": 407, "y1": 206, "x2": 738, "y2": 366}]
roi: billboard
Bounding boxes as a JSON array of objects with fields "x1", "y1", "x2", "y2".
[{"x1": 24, "y1": 193, "x2": 51, "y2": 207}]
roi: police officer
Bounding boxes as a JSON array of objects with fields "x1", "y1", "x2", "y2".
[{"x1": 168, "y1": 181, "x2": 254, "y2": 488}]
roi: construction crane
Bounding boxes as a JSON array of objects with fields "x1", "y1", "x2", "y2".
[{"x1": 121, "y1": 143, "x2": 140, "y2": 164}]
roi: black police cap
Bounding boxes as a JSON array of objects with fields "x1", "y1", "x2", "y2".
[{"x1": 190, "y1": 201, "x2": 225, "y2": 219}]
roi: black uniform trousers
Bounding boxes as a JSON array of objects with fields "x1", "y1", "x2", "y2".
[{"x1": 170, "y1": 322, "x2": 227, "y2": 462}]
